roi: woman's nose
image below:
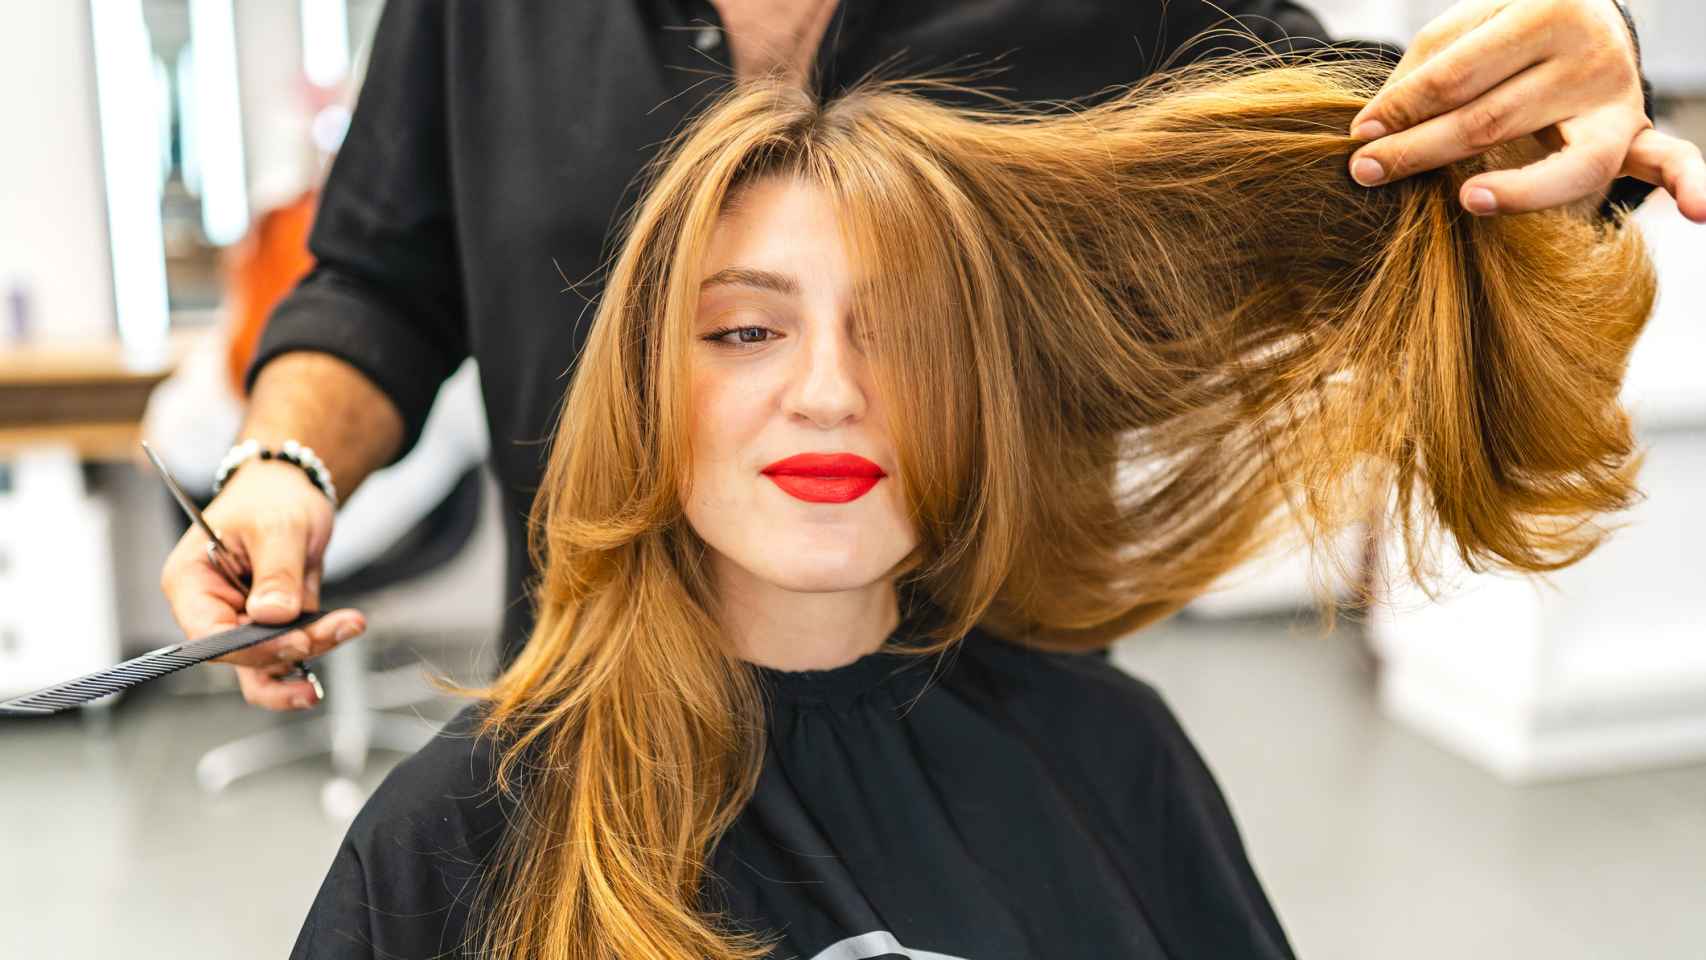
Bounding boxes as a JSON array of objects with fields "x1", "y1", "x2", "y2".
[{"x1": 781, "y1": 318, "x2": 867, "y2": 427}]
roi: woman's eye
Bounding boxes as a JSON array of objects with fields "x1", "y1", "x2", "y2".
[{"x1": 703, "y1": 325, "x2": 779, "y2": 348}]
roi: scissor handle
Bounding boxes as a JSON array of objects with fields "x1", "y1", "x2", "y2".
[
  {"x1": 205, "y1": 539, "x2": 252, "y2": 593},
  {"x1": 200, "y1": 536, "x2": 319, "y2": 689}
]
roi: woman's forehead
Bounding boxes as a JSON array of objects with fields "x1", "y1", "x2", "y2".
[{"x1": 699, "y1": 179, "x2": 864, "y2": 293}]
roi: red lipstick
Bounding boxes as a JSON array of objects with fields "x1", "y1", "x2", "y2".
[{"x1": 760, "y1": 452, "x2": 887, "y2": 504}]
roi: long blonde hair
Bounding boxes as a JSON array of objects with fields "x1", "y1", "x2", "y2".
[{"x1": 446, "y1": 49, "x2": 1656, "y2": 960}]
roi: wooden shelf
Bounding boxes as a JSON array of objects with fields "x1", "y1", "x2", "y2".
[
  {"x1": 0, "y1": 421, "x2": 147, "y2": 461},
  {"x1": 0, "y1": 331, "x2": 197, "y2": 461},
  {"x1": 0, "y1": 330, "x2": 195, "y2": 384}
]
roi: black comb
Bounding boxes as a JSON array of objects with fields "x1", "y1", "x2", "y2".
[{"x1": 0, "y1": 612, "x2": 327, "y2": 717}]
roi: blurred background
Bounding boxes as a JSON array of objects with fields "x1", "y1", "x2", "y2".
[{"x1": 0, "y1": 0, "x2": 1701, "y2": 956}]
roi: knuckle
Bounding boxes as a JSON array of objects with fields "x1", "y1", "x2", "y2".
[
  {"x1": 1580, "y1": 151, "x2": 1621, "y2": 190},
  {"x1": 1589, "y1": 39, "x2": 1635, "y2": 84},
  {"x1": 1611, "y1": 50, "x2": 1638, "y2": 87},
  {"x1": 1411, "y1": 23, "x2": 1444, "y2": 54},
  {"x1": 1382, "y1": 97, "x2": 1417, "y2": 132},
  {"x1": 160, "y1": 550, "x2": 196, "y2": 585},
  {"x1": 162, "y1": 535, "x2": 199, "y2": 571},
  {"x1": 1382, "y1": 138, "x2": 1422, "y2": 179},
  {"x1": 1662, "y1": 148, "x2": 1696, "y2": 185},
  {"x1": 253, "y1": 504, "x2": 306, "y2": 536},
  {"x1": 166, "y1": 529, "x2": 193, "y2": 555},
  {"x1": 1459, "y1": 103, "x2": 1510, "y2": 150},
  {"x1": 237, "y1": 672, "x2": 282, "y2": 710},
  {"x1": 1594, "y1": 148, "x2": 1623, "y2": 182},
  {"x1": 1657, "y1": 151, "x2": 1680, "y2": 181},
  {"x1": 1418, "y1": 61, "x2": 1469, "y2": 109},
  {"x1": 1570, "y1": 0, "x2": 1610, "y2": 32}
]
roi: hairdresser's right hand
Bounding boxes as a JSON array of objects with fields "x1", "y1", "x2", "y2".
[{"x1": 160, "y1": 458, "x2": 365, "y2": 711}]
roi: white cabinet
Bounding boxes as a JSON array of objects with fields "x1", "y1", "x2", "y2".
[
  {"x1": 1369, "y1": 190, "x2": 1706, "y2": 782},
  {"x1": 0, "y1": 446, "x2": 121, "y2": 705}
]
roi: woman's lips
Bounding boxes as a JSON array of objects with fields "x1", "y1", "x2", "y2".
[{"x1": 761, "y1": 452, "x2": 886, "y2": 504}]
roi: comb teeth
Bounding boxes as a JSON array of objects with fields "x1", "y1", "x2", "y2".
[
  {"x1": 0, "y1": 612, "x2": 328, "y2": 717},
  {"x1": 0, "y1": 647, "x2": 186, "y2": 715}
]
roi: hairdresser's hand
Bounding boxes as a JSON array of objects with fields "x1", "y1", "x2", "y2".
[
  {"x1": 159, "y1": 459, "x2": 365, "y2": 711},
  {"x1": 1345, "y1": 0, "x2": 1706, "y2": 223}
]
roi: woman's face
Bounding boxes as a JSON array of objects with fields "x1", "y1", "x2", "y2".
[{"x1": 684, "y1": 177, "x2": 919, "y2": 600}]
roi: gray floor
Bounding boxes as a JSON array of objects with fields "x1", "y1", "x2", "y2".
[
  {"x1": 3, "y1": 613, "x2": 1702, "y2": 959},
  {"x1": 1114, "y1": 614, "x2": 1706, "y2": 960}
]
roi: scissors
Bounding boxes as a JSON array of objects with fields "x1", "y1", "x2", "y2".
[{"x1": 141, "y1": 441, "x2": 323, "y2": 700}]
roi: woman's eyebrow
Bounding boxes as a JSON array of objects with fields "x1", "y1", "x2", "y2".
[{"x1": 699, "y1": 267, "x2": 798, "y2": 294}]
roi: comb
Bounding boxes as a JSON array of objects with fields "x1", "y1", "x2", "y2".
[{"x1": 0, "y1": 612, "x2": 327, "y2": 717}]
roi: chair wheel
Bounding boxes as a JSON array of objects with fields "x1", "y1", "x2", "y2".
[{"x1": 320, "y1": 776, "x2": 368, "y2": 821}]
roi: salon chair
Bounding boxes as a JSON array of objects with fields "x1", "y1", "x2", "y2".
[{"x1": 180, "y1": 463, "x2": 484, "y2": 814}]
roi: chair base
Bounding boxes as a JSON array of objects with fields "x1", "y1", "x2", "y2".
[
  {"x1": 193, "y1": 636, "x2": 445, "y2": 817},
  {"x1": 195, "y1": 711, "x2": 437, "y2": 794}
]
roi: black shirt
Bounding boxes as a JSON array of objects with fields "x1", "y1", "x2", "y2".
[
  {"x1": 292, "y1": 617, "x2": 1294, "y2": 958},
  {"x1": 248, "y1": 0, "x2": 1655, "y2": 670}
]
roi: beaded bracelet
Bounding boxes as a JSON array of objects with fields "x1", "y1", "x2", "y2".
[{"x1": 212, "y1": 438, "x2": 340, "y2": 508}]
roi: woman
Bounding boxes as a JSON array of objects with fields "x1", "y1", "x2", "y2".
[{"x1": 292, "y1": 51, "x2": 1656, "y2": 960}]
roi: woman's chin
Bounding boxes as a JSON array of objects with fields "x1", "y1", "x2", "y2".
[
  {"x1": 738, "y1": 546, "x2": 890, "y2": 595},
  {"x1": 758, "y1": 564, "x2": 881, "y2": 595}
]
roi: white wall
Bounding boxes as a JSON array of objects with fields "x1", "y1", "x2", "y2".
[
  {"x1": 1299, "y1": 0, "x2": 1413, "y2": 45},
  {"x1": 1627, "y1": 0, "x2": 1706, "y2": 94},
  {"x1": 1306, "y1": 0, "x2": 1706, "y2": 95},
  {"x1": 0, "y1": 0, "x2": 116, "y2": 341},
  {"x1": 235, "y1": 0, "x2": 313, "y2": 212}
]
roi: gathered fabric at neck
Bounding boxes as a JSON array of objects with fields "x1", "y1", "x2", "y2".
[{"x1": 749, "y1": 602, "x2": 955, "y2": 712}]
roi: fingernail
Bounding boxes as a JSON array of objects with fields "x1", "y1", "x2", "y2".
[
  {"x1": 291, "y1": 695, "x2": 311, "y2": 709},
  {"x1": 1465, "y1": 187, "x2": 1498, "y2": 215},
  {"x1": 336, "y1": 620, "x2": 361, "y2": 643},
  {"x1": 274, "y1": 636, "x2": 310, "y2": 660},
  {"x1": 1352, "y1": 119, "x2": 1387, "y2": 141},
  {"x1": 1352, "y1": 156, "x2": 1385, "y2": 187},
  {"x1": 253, "y1": 591, "x2": 292, "y2": 613}
]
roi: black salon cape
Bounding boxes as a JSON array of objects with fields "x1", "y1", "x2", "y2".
[{"x1": 291, "y1": 625, "x2": 1294, "y2": 960}]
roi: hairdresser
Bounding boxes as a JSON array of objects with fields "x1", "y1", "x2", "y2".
[{"x1": 160, "y1": 0, "x2": 1703, "y2": 712}]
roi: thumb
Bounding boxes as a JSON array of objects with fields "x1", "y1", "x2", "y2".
[{"x1": 243, "y1": 516, "x2": 310, "y2": 623}]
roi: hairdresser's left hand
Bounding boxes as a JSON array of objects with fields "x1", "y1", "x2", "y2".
[{"x1": 1345, "y1": 0, "x2": 1706, "y2": 224}]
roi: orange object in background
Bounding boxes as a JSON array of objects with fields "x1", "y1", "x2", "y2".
[{"x1": 224, "y1": 189, "x2": 317, "y2": 398}]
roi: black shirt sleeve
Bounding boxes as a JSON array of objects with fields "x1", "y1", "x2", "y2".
[{"x1": 246, "y1": 0, "x2": 469, "y2": 467}]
